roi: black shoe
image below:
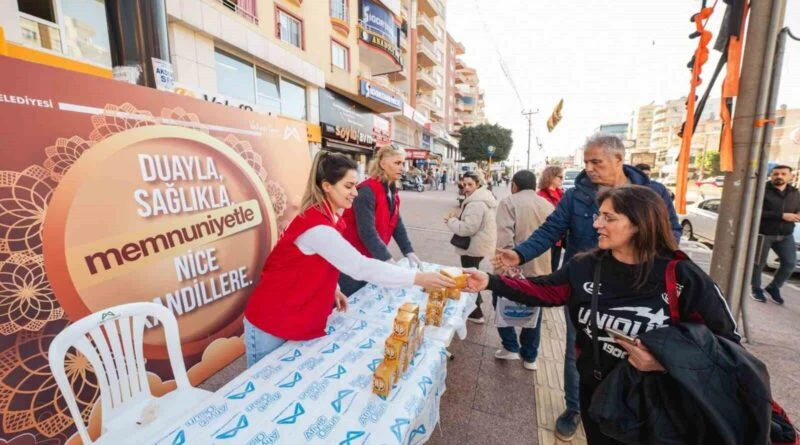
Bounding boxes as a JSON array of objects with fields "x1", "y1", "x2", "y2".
[
  {"x1": 555, "y1": 409, "x2": 581, "y2": 441},
  {"x1": 751, "y1": 289, "x2": 767, "y2": 303},
  {"x1": 765, "y1": 286, "x2": 785, "y2": 305}
]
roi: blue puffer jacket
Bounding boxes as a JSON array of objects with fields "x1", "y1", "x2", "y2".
[{"x1": 514, "y1": 165, "x2": 682, "y2": 264}]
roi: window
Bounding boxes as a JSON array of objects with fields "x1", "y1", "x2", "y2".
[
  {"x1": 700, "y1": 199, "x2": 720, "y2": 213},
  {"x1": 280, "y1": 78, "x2": 306, "y2": 120},
  {"x1": 256, "y1": 69, "x2": 281, "y2": 114},
  {"x1": 215, "y1": 49, "x2": 257, "y2": 103},
  {"x1": 276, "y1": 8, "x2": 303, "y2": 49},
  {"x1": 17, "y1": 0, "x2": 111, "y2": 66},
  {"x1": 214, "y1": 47, "x2": 306, "y2": 119},
  {"x1": 331, "y1": 40, "x2": 348, "y2": 71},
  {"x1": 330, "y1": 0, "x2": 347, "y2": 21}
]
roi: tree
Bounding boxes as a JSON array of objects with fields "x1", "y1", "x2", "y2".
[
  {"x1": 696, "y1": 151, "x2": 721, "y2": 177},
  {"x1": 458, "y1": 123, "x2": 513, "y2": 163}
]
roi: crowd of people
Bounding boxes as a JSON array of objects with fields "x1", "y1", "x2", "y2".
[{"x1": 241, "y1": 132, "x2": 794, "y2": 444}]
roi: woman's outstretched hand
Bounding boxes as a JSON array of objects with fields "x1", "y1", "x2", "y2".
[
  {"x1": 414, "y1": 272, "x2": 455, "y2": 289},
  {"x1": 463, "y1": 269, "x2": 489, "y2": 293}
]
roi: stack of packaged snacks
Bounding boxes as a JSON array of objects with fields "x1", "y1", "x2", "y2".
[
  {"x1": 425, "y1": 288, "x2": 445, "y2": 327},
  {"x1": 373, "y1": 303, "x2": 424, "y2": 397},
  {"x1": 439, "y1": 267, "x2": 468, "y2": 300}
]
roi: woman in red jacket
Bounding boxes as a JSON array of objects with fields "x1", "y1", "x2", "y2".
[
  {"x1": 243, "y1": 152, "x2": 454, "y2": 367},
  {"x1": 537, "y1": 166, "x2": 565, "y2": 270}
]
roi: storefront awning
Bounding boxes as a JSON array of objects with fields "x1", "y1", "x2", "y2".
[{"x1": 404, "y1": 148, "x2": 430, "y2": 160}]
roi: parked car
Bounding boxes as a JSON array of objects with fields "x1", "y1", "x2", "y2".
[
  {"x1": 680, "y1": 198, "x2": 720, "y2": 244},
  {"x1": 695, "y1": 176, "x2": 725, "y2": 187},
  {"x1": 562, "y1": 168, "x2": 580, "y2": 189},
  {"x1": 680, "y1": 199, "x2": 800, "y2": 273}
]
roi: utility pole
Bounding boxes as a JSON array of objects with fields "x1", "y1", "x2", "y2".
[
  {"x1": 709, "y1": 0, "x2": 787, "y2": 318},
  {"x1": 521, "y1": 109, "x2": 538, "y2": 169}
]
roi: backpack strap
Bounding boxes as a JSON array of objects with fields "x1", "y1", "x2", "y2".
[{"x1": 665, "y1": 251, "x2": 690, "y2": 324}]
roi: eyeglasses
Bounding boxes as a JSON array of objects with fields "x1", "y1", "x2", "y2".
[{"x1": 592, "y1": 213, "x2": 618, "y2": 225}]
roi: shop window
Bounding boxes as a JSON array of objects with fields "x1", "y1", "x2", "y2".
[
  {"x1": 331, "y1": 40, "x2": 349, "y2": 71},
  {"x1": 256, "y1": 69, "x2": 281, "y2": 114},
  {"x1": 280, "y1": 78, "x2": 306, "y2": 120},
  {"x1": 17, "y1": 0, "x2": 111, "y2": 67},
  {"x1": 215, "y1": 49, "x2": 257, "y2": 103},
  {"x1": 276, "y1": 7, "x2": 303, "y2": 49}
]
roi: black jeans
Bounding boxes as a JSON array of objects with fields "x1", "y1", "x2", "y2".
[
  {"x1": 751, "y1": 234, "x2": 797, "y2": 291},
  {"x1": 338, "y1": 273, "x2": 366, "y2": 297},
  {"x1": 461, "y1": 255, "x2": 483, "y2": 318}
]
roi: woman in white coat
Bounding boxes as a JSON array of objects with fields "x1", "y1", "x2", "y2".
[{"x1": 444, "y1": 171, "x2": 498, "y2": 322}]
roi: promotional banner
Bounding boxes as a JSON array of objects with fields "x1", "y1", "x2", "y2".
[
  {"x1": 359, "y1": 0, "x2": 402, "y2": 75},
  {"x1": 0, "y1": 55, "x2": 311, "y2": 444}
]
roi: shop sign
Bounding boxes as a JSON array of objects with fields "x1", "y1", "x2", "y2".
[
  {"x1": 319, "y1": 89, "x2": 375, "y2": 148},
  {"x1": 422, "y1": 132, "x2": 432, "y2": 149},
  {"x1": 360, "y1": 79, "x2": 402, "y2": 110},
  {"x1": 172, "y1": 82, "x2": 270, "y2": 116},
  {"x1": 360, "y1": 0, "x2": 402, "y2": 64},
  {"x1": 152, "y1": 57, "x2": 174, "y2": 91},
  {"x1": 405, "y1": 149, "x2": 430, "y2": 160},
  {"x1": 373, "y1": 115, "x2": 392, "y2": 146}
]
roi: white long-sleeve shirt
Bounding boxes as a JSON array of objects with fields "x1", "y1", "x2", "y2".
[{"x1": 295, "y1": 225, "x2": 416, "y2": 289}]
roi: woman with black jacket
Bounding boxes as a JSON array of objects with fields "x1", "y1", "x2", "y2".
[{"x1": 464, "y1": 185, "x2": 741, "y2": 445}]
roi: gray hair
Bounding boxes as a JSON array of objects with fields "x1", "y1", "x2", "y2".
[{"x1": 582, "y1": 133, "x2": 625, "y2": 160}]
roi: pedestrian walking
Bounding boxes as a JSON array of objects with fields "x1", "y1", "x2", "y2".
[
  {"x1": 492, "y1": 133, "x2": 681, "y2": 441},
  {"x1": 339, "y1": 146, "x2": 423, "y2": 296},
  {"x1": 440, "y1": 168, "x2": 448, "y2": 191},
  {"x1": 537, "y1": 166, "x2": 566, "y2": 271},
  {"x1": 445, "y1": 170, "x2": 498, "y2": 323},
  {"x1": 470, "y1": 186, "x2": 742, "y2": 445},
  {"x1": 493, "y1": 170, "x2": 553, "y2": 370},
  {"x1": 243, "y1": 152, "x2": 454, "y2": 367},
  {"x1": 751, "y1": 165, "x2": 800, "y2": 304}
]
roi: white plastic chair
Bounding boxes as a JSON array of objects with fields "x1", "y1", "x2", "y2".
[{"x1": 48, "y1": 302, "x2": 211, "y2": 445}]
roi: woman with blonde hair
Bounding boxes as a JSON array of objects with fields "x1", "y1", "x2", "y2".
[
  {"x1": 243, "y1": 151, "x2": 453, "y2": 367},
  {"x1": 538, "y1": 165, "x2": 566, "y2": 270},
  {"x1": 340, "y1": 146, "x2": 423, "y2": 295}
]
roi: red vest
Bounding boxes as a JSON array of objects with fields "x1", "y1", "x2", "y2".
[
  {"x1": 244, "y1": 205, "x2": 345, "y2": 341},
  {"x1": 341, "y1": 177, "x2": 400, "y2": 257}
]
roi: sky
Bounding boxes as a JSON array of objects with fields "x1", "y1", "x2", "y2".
[{"x1": 446, "y1": 0, "x2": 800, "y2": 168}]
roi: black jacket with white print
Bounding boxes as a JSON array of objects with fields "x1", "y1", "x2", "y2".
[{"x1": 487, "y1": 251, "x2": 741, "y2": 387}]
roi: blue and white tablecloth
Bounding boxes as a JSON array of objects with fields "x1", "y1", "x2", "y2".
[
  {"x1": 344, "y1": 260, "x2": 478, "y2": 346},
  {"x1": 149, "y1": 316, "x2": 448, "y2": 445}
]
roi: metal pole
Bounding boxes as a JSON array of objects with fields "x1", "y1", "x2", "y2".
[
  {"x1": 739, "y1": 27, "x2": 791, "y2": 315},
  {"x1": 521, "y1": 109, "x2": 538, "y2": 170},
  {"x1": 724, "y1": 0, "x2": 786, "y2": 318},
  {"x1": 709, "y1": 0, "x2": 782, "y2": 310}
]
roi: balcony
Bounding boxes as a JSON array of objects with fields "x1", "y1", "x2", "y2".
[
  {"x1": 418, "y1": 0, "x2": 443, "y2": 18},
  {"x1": 329, "y1": 0, "x2": 349, "y2": 36},
  {"x1": 417, "y1": 14, "x2": 437, "y2": 41},
  {"x1": 388, "y1": 68, "x2": 408, "y2": 82},
  {"x1": 417, "y1": 69, "x2": 436, "y2": 91},
  {"x1": 416, "y1": 93, "x2": 435, "y2": 113},
  {"x1": 416, "y1": 37, "x2": 438, "y2": 67},
  {"x1": 219, "y1": 0, "x2": 258, "y2": 24}
]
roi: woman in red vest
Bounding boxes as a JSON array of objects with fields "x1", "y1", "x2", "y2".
[
  {"x1": 243, "y1": 151, "x2": 453, "y2": 367},
  {"x1": 537, "y1": 166, "x2": 565, "y2": 271},
  {"x1": 339, "y1": 146, "x2": 422, "y2": 296}
]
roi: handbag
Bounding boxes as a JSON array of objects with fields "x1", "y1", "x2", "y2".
[{"x1": 449, "y1": 203, "x2": 471, "y2": 249}]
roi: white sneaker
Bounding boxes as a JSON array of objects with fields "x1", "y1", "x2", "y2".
[
  {"x1": 523, "y1": 360, "x2": 538, "y2": 371},
  {"x1": 494, "y1": 349, "x2": 520, "y2": 360},
  {"x1": 467, "y1": 316, "x2": 485, "y2": 324}
]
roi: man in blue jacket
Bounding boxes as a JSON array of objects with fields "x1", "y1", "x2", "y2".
[{"x1": 494, "y1": 133, "x2": 681, "y2": 441}]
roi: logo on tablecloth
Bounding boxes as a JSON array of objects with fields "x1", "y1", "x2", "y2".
[
  {"x1": 245, "y1": 392, "x2": 281, "y2": 413},
  {"x1": 340, "y1": 430, "x2": 366, "y2": 445},
  {"x1": 277, "y1": 371, "x2": 303, "y2": 388},
  {"x1": 408, "y1": 424, "x2": 427, "y2": 444},
  {"x1": 186, "y1": 404, "x2": 229, "y2": 427},
  {"x1": 327, "y1": 325, "x2": 337, "y2": 334},
  {"x1": 390, "y1": 418, "x2": 410, "y2": 443},
  {"x1": 331, "y1": 389, "x2": 356, "y2": 414},
  {"x1": 358, "y1": 401, "x2": 388, "y2": 426},
  {"x1": 279, "y1": 348, "x2": 302, "y2": 362},
  {"x1": 303, "y1": 415, "x2": 340, "y2": 440},
  {"x1": 359, "y1": 338, "x2": 376, "y2": 349},
  {"x1": 215, "y1": 414, "x2": 249, "y2": 440},
  {"x1": 245, "y1": 429, "x2": 280, "y2": 445},
  {"x1": 367, "y1": 358, "x2": 382, "y2": 372},
  {"x1": 322, "y1": 342, "x2": 341, "y2": 354},
  {"x1": 325, "y1": 364, "x2": 347, "y2": 379},
  {"x1": 417, "y1": 376, "x2": 432, "y2": 396},
  {"x1": 275, "y1": 402, "x2": 305, "y2": 424},
  {"x1": 227, "y1": 381, "x2": 256, "y2": 400},
  {"x1": 170, "y1": 430, "x2": 186, "y2": 445},
  {"x1": 354, "y1": 320, "x2": 368, "y2": 330},
  {"x1": 299, "y1": 379, "x2": 330, "y2": 401}
]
